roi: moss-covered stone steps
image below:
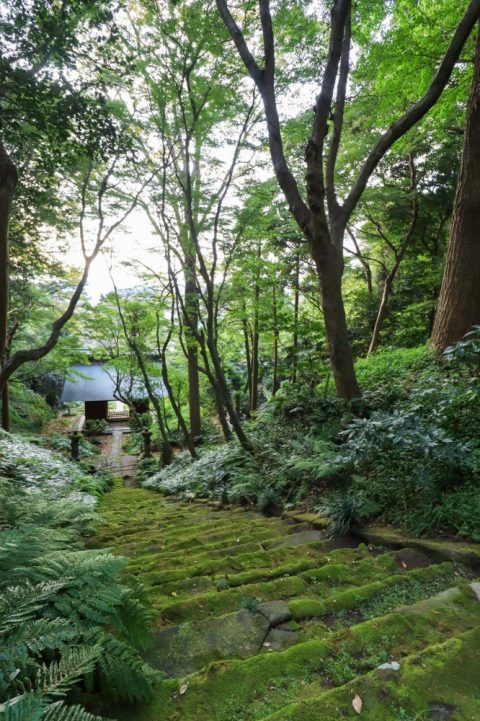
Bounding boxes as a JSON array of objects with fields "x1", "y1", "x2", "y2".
[
  {"x1": 95, "y1": 488, "x2": 480, "y2": 721},
  {"x1": 259, "y1": 623, "x2": 480, "y2": 721},
  {"x1": 113, "y1": 585, "x2": 480, "y2": 721},
  {"x1": 149, "y1": 555, "x2": 453, "y2": 627},
  {"x1": 354, "y1": 524, "x2": 480, "y2": 569}
]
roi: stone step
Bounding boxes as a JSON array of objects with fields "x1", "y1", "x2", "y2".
[
  {"x1": 258, "y1": 622, "x2": 480, "y2": 720},
  {"x1": 118, "y1": 583, "x2": 480, "y2": 721},
  {"x1": 95, "y1": 490, "x2": 480, "y2": 721}
]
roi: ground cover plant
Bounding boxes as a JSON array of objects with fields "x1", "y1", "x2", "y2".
[
  {"x1": 0, "y1": 435, "x2": 155, "y2": 721},
  {"x1": 144, "y1": 334, "x2": 480, "y2": 540}
]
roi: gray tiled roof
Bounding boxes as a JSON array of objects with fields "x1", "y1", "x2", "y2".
[{"x1": 60, "y1": 363, "x2": 163, "y2": 402}]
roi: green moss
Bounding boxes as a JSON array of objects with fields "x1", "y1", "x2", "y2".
[
  {"x1": 261, "y1": 626, "x2": 480, "y2": 720},
  {"x1": 95, "y1": 489, "x2": 480, "y2": 721},
  {"x1": 112, "y1": 586, "x2": 480, "y2": 721},
  {"x1": 289, "y1": 598, "x2": 326, "y2": 620},
  {"x1": 154, "y1": 576, "x2": 309, "y2": 624},
  {"x1": 299, "y1": 553, "x2": 398, "y2": 588}
]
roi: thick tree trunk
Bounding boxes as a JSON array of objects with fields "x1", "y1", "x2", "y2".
[
  {"x1": 431, "y1": 28, "x2": 480, "y2": 349},
  {"x1": 312, "y1": 239, "x2": 361, "y2": 400},
  {"x1": 0, "y1": 139, "x2": 18, "y2": 431}
]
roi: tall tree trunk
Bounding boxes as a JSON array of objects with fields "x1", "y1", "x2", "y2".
[
  {"x1": 184, "y1": 259, "x2": 202, "y2": 440},
  {"x1": 292, "y1": 252, "x2": 300, "y2": 384},
  {"x1": 431, "y1": 28, "x2": 480, "y2": 349},
  {"x1": 0, "y1": 139, "x2": 18, "y2": 432},
  {"x1": 311, "y1": 238, "x2": 361, "y2": 399},
  {"x1": 272, "y1": 283, "x2": 279, "y2": 395},
  {"x1": 250, "y1": 267, "x2": 260, "y2": 412},
  {"x1": 242, "y1": 305, "x2": 252, "y2": 411}
]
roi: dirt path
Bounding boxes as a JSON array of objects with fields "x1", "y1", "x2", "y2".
[
  {"x1": 104, "y1": 425, "x2": 139, "y2": 485},
  {"x1": 93, "y1": 487, "x2": 480, "y2": 721}
]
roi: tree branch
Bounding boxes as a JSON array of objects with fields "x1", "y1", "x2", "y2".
[{"x1": 342, "y1": 0, "x2": 480, "y2": 223}]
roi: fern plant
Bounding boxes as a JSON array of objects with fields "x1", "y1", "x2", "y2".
[{"x1": 0, "y1": 461, "x2": 156, "y2": 721}]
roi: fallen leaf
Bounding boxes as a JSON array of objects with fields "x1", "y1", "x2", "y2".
[
  {"x1": 179, "y1": 684, "x2": 189, "y2": 696},
  {"x1": 352, "y1": 694, "x2": 362, "y2": 714},
  {"x1": 401, "y1": 561, "x2": 408, "y2": 569}
]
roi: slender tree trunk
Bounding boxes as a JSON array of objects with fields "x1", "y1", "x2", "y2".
[
  {"x1": 184, "y1": 259, "x2": 202, "y2": 440},
  {"x1": 272, "y1": 283, "x2": 279, "y2": 395},
  {"x1": 242, "y1": 306, "x2": 252, "y2": 410},
  {"x1": 206, "y1": 334, "x2": 253, "y2": 452},
  {"x1": 0, "y1": 139, "x2": 18, "y2": 432},
  {"x1": 136, "y1": 353, "x2": 173, "y2": 466},
  {"x1": 213, "y1": 381, "x2": 232, "y2": 441},
  {"x1": 161, "y1": 363, "x2": 198, "y2": 458},
  {"x1": 431, "y1": 28, "x2": 480, "y2": 349},
  {"x1": 250, "y1": 274, "x2": 260, "y2": 412},
  {"x1": 292, "y1": 253, "x2": 300, "y2": 384},
  {"x1": 368, "y1": 278, "x2": 393, "y2": 354},
  {"x1": 368, "y1": 155, "x2": 419, "y2": 354}
]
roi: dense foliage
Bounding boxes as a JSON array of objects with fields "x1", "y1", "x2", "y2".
[
  {"x1": 0, "y1": 434, "x2": 155, "y2": 720},
  {"x1": 144, "y1": 336, "x2": 480, "y2": 540}
]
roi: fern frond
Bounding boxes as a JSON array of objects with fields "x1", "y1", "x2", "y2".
[
  {"x1": 0, "y1": 580, "x2": 67, "y2": 626},
  {"x1": 114, "y1": 591, "x2": 152, "y2": 650},
  {"x1": 42, "y1": 701, "x2": 112, "y2": 721},
  {"x1": 0, "y1": 528, "x2": 74, "y2": 584},
  {"x1": 0, "y1": 692, "x2": 46, "y2": 721},
  {"x1": 1, "y1": 618, "x2": 80, "y2": 662},
  {"x1": 35, "y1": 646, "x2": 100, "y2": 699},
  {"x1": 96, "y1": 635, "x2": 156, "y2": 703}
]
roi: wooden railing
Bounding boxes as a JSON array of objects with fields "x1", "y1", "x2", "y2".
[{"x1": 107, "y1": 410, "x2": 130, "y2": 422}]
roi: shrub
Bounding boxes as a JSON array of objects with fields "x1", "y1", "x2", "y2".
[
  {"x1": 9, "y1": 381, "x2": 54, "y2": 433},
  {"x1": 317, "y1": 488, "x2": 371, "y2": 536},
  {"x1": 144, "y1": 444, "x2": 264, "y2": 504},
  {"x1": 84, "y1": 419, "x2": 108, "y2": 435},
  {"x1": 0, "y1": 430, "x2": 105, "y2": 501},
  {"x1": 339, "y1": 410, "x2": 474, "y2": 525}
]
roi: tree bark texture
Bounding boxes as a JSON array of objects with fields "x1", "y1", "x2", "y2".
[
  {"x1": 431, "y1": 28, "x2": 480, "y2": 349},
  {"x1": 0, "y1": 139, "x2": 18, "y2": 431}
]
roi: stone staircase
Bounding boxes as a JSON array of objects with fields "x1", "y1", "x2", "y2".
[{"x1": 95, "y1": 488, "x2": 480, "y2": 721}]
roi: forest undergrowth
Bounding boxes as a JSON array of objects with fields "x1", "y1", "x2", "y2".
[
  {"x1": 144, "y1": 335, "x2": 480, "y2": 541},
  {"x1": 0, "y1": 432, "x2": 156, "y2": 721}
]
